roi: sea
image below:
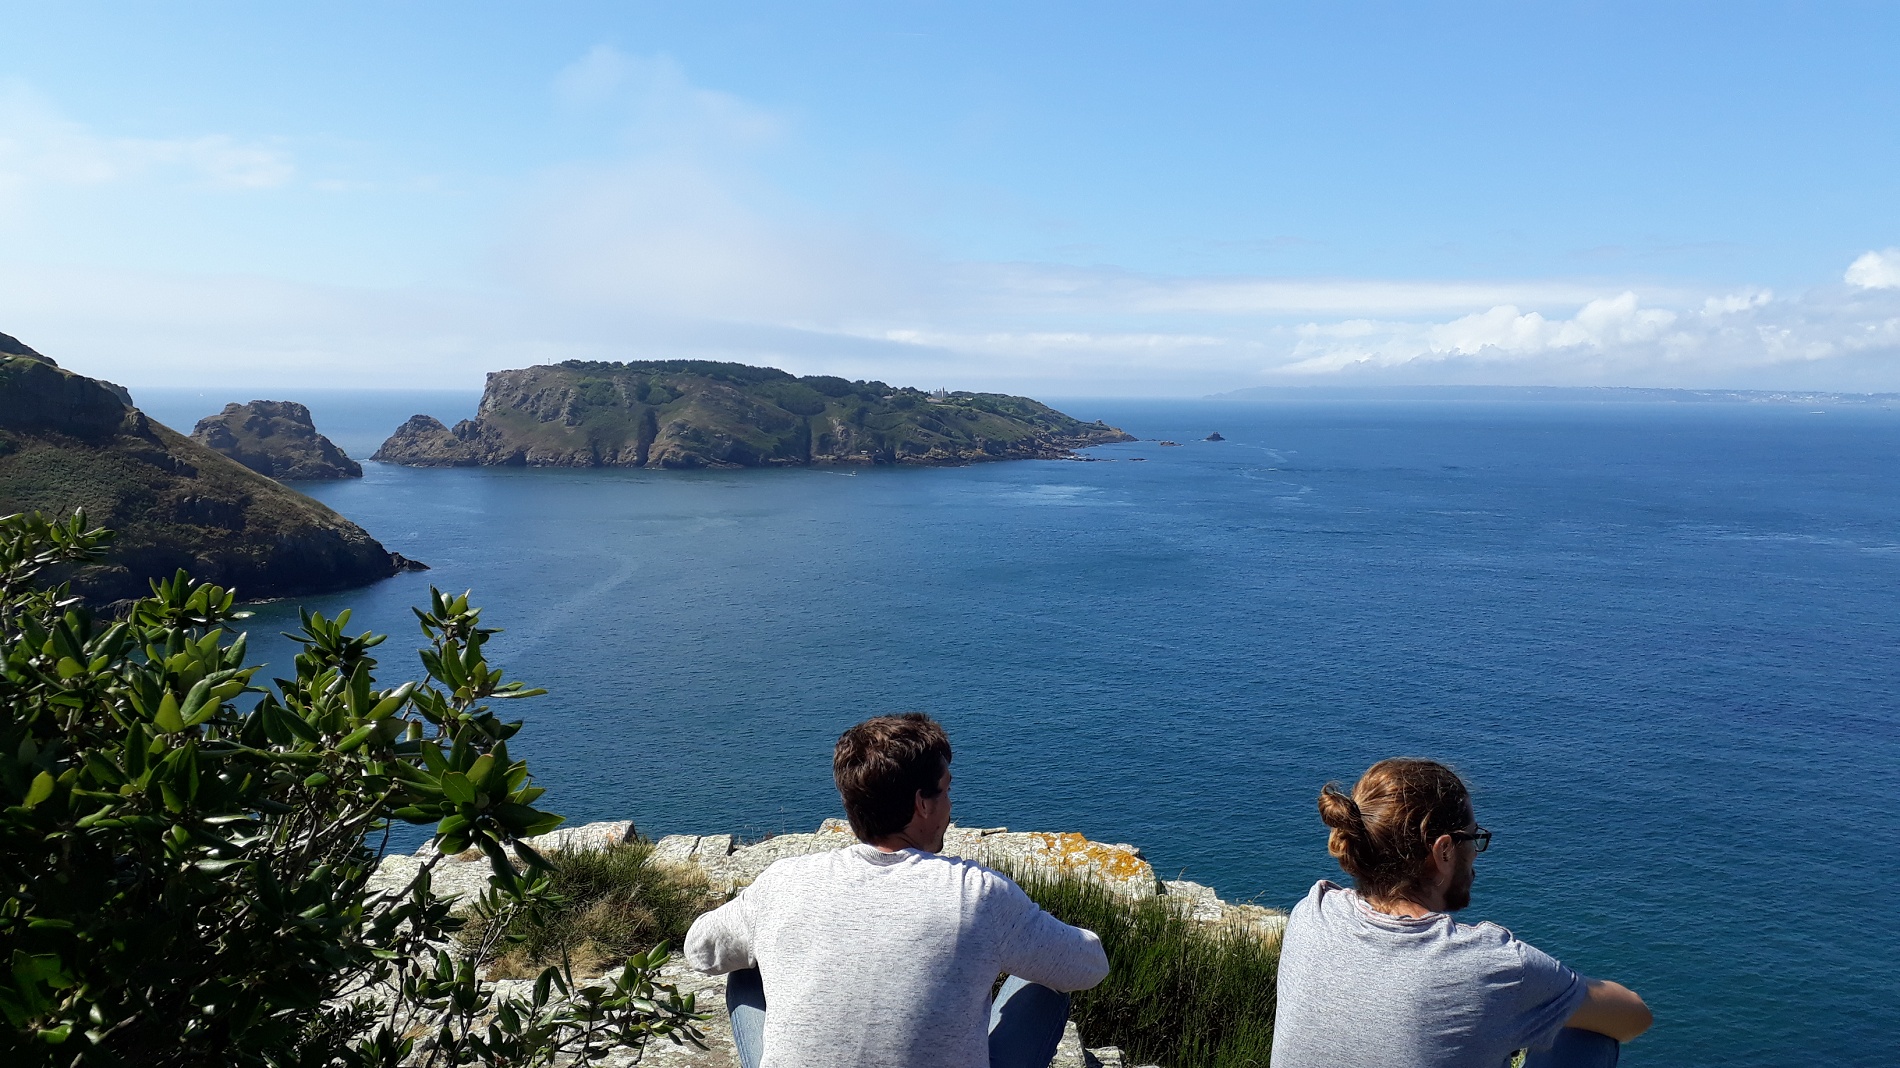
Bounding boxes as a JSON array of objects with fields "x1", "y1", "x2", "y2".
[{"x1": 134, "y1": 388, "x2": 1900, "y2": 1067}]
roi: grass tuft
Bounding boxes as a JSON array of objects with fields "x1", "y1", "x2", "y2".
[
  {"x1": 1011, "y1": 867, "x2": 1280, "y2": 1068},
  {"x1": 467, "y1": 840, "x2": 722, "y2": 980}
]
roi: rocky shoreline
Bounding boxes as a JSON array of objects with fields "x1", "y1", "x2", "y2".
[{"x1": 370, "y1": 818, "x2": 1284, "y2": 1068}]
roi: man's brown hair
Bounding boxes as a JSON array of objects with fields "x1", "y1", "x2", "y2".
[
  {"x1": 834, "y1": 713, "x2": 953, "y2": 842},
  {"x1": 1317, "y1": 757, "x2": 1471, "y2": 902}
]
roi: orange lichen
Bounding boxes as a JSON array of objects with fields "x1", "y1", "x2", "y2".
[{"x1": 1024, "y1": 831, "x2": 1153, "y2": 883}]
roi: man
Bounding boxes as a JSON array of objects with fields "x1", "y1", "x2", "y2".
[
  {"x1": 684, "y1": 713, "x2": 1110, "y2": 1068},
  {"x1": 1273, "y1": 758, "x2": 1653, "y2": 1068}
]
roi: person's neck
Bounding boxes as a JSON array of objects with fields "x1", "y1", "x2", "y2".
[
  {"x1": 1364, "y1": 890, "x2": 1447, "y2": 919},
  {"x1": 869, "y1": 829, "x2": 938, "y2": 854}
]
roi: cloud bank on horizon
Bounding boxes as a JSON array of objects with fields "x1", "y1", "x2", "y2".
[{"x1": 1, "y1": 11, "x2": 1897, "y2": 397}]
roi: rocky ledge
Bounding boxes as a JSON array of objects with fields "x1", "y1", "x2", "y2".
[
  {"x1": 192, "y1": 400, "x2": 363, "y2": 480},
  {"x1": 371, "y1": 819, "x2": 1283, "y2": 1068},
  {"x1": 372, "y1": 360, "x2": 1134, "y2": 470}
]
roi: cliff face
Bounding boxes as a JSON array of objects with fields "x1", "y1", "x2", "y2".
[
  {"x1": 0, "y1": 350, "x2": 420, "y2": 604},
  {"x1": 191, "y1": 400, "x2": 363, "y2": 480},
  {"x1": 373, "y1": 361, "x2": 1135, "y2": 469}
]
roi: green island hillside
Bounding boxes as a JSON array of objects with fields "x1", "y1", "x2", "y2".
[
  {"x1": 373, "y1": 360, "x2": 1136, "y2": 468},
  {"x1": 0, "y1": 342, "x2": 420, "y2": 604}
]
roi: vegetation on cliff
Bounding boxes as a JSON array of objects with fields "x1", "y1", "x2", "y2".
[
  {"x1": 191, "y1": 400, "x2": 363, "y2": 480},
  {"x1": 463, "y1": 840, "x2": 720, "y2": 981},
  {"x1": 0, "y1": 514, "x2": 702, "y2": 1065},
  {"x1": 373, "y1": 360, "x2": 1134, "y2": 469},
  {"x1": 0, "y1": 350, "x2": 415, "y2": 603}
]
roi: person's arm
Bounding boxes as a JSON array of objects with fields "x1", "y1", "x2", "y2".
[
  {"x1": 994, "y1": 881, "x2": 1110, "y2": 993},
  {"x1": 999, "y1": 908, "x2": 1108, "y2": 992},
  {"x1": 683, "y1": 892, "x2": 756, "y2": 976},
  {"x1": 1564, "y1": 979, "x2": 1653, "y2": 1042}
]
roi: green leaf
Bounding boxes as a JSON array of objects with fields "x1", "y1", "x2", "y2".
[
  {"x1": 179, "y1": 677, "x2": 215, "y2": 726},
  {"x1": 154, "y1": 691, "x2": 185, "y2": 734},
  {"x1": 439, "y1": 772, "x2": 476, "y2": 804},
  {"x1": 23, "y1": 771, "x2": 54, "y2": 809},
  {"x1": 336, "y1": 724, "x2": 377, "y2": 753}
]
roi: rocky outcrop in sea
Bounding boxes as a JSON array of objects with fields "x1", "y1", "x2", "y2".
[
  {"x1": 372, "y1": 361, "x2": 1135, "y2": 470},
  {"x1": 192, "y1": 400, "x2": 363, "y2": 480}
]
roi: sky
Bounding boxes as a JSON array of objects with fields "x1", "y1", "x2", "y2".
[{"x1": 2, "y1": 2, "x2": 1898, "y2": 396}]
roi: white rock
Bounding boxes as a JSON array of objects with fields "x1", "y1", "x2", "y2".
[{"x1": 1050, "y1": 1020, "x2": 1087, "y2": 1068}]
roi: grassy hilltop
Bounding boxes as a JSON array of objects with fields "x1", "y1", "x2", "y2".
[
  {"x1": 374, "y1": 360, "x2": 1135, "y2": 468},
  {"x1": 0, "y1": 346, "x2": 415, "y2": 603}
]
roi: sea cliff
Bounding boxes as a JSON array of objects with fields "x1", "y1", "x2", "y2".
[
  {"x1": 0, "y1": 346, "x2": 421, "y2": 603},
  {"x1": 373, "y1": 360, "x2": 1135, "y2": 469}
]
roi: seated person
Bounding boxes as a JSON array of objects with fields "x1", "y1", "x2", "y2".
[
  {"x1": 684, "y1": 713, "x2": 1110, "y2": 1068},
  {"x1": 1272, "y1": 758, "x2": 1652, "y2": 1068}
]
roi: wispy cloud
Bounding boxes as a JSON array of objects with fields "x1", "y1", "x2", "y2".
[{"x1": 0, "y1": 84, "x2": 293, "y2": 209}]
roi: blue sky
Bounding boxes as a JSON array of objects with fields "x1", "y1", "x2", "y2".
[{"x1": 2, "y1": 2, "x2": 1897, "y2": 394}]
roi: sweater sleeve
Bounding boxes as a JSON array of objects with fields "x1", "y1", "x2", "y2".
[
  {"x1": 993, "y1": 879, "x2": 1110, "y2": 993},
  {"x1": 683, "y1": 889, "x2": 756, "y2": 976}
]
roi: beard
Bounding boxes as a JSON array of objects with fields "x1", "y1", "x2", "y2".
[{"x1": 1444, "y1": 863, "x2": 1475, "y2": 912}]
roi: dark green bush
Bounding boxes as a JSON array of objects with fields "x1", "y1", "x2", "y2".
[
  {"x1": 0, "y1": 510, "x2": 702, "y2": 1067},
  {"x1": 1013, "y1": 869, "x2": 1280, "y2": 1068}
]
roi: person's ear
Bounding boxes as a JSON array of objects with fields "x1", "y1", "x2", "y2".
[{"x1": 1430, "y1": 834, "x2": 1456, "y2": 869}]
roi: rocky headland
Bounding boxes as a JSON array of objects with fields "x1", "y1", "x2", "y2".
[
  {"x1": 372, "y1": 360, "x2": 1135, "y2": 469},
  {"x1": 192, "y1": 399, "x2": 363, "y2": 480},
  {"x1": 370, "y1": 818, "x2": 1282, "y2": 1068},
  {"x1": 0, "y1": 343, "x2": 423, "y2": 604}
]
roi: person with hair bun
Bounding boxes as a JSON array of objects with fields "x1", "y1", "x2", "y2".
[{"x1": 1271, "y1": 758, "x2": 1652, "y2": 1068}]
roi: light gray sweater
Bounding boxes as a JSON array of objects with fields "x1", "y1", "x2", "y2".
[{"x1": 684, "y1": 844, "x2": 1109, "y2": 1068}]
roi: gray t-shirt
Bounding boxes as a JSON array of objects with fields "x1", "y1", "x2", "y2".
[
  {"x1": 684, "y1": 844, "x2": 1109, "y2": 1068},
  {"x1": 1272, "y1": 880, "x2": 1589, "y2": 1068}
]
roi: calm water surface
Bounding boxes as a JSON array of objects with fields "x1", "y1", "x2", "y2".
[{"x1": 132, "y1": 391, "x2": 1900, "y2": 1066}]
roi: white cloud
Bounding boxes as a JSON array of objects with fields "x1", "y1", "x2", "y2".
[
  {"x1": 0, "y1": 85, "x2": 293, "y2": 207},
  {"x1": 1845, "y1": 248, "x2": 1900, "y2": 290},
  {"x1": 1265, "y1": 277, "x2": 1900, "y2": 387}
]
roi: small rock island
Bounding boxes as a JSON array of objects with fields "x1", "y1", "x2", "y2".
[
  {"x1": 373, "y1": 360, "x2": 1135, "y2": 469},
  {"x1": 192, "y1": 400, "x2": 363, "y2": 480},
  {"x1": 0, "y1": 337, "x2": 421, "y2": 604}
]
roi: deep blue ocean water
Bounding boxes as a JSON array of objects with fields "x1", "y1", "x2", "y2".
[{"x1": 134, "y1": 390, "x2": 1900, "y2": 1066}]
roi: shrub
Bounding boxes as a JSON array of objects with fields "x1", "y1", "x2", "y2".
[
  {"x1": 0, "y1": 510, "x2": 703, "y2": 1067},
  {"x1": 1012, "y1": 869, "x2": 1280, "y2": 1068}
]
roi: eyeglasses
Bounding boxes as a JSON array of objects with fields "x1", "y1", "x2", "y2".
[{"x1": 1450, "y1": 826, "x2": 1491, "y2": 853}]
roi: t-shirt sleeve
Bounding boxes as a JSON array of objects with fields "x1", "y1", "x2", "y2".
[
  {"x1": 992, "y1": 877, "x2": 1110, "y2": 993},
  {"x1": 1507, "y1": 939, "x2": 1590, "y2": 1052},
  {"x1": 684, "y1": 884, "x2": 756, "y2": 976}
]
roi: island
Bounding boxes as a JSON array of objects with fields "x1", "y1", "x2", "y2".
[
  {"x1": 373, "y1": 360, "x2": 1135, "y2": 469},
  {"x1": 0, "y1": 341, "x2": 422, "y2": 605},
  {"x1": 192, "y1": 400, "x2": 363, "y2": 480}
]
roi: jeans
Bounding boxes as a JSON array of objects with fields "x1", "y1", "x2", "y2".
[
  {"x1": 724, "y1": 969, "x2": 1072, "y2": 1068},
  {"x1": 1523, "y1": 1027, "x2": 1621, "y2": 1068}
]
